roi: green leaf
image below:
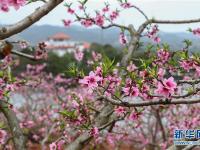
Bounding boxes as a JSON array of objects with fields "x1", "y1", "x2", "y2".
[
  {"x1": 188, "y1": 28, "x2": 192, "y2": 32},
  {"x1": 162, "y1": 43, "x2": 170, "y2": 50},
  {"x1": 102, "y1": 55, "x2": 115, "y2": 76},
  {"x1": 0, "y1": 122, "x2": 6, "y2": 129},
  {"x1": 65, "y1": 63, "x2": 80, "y2": 77},
  {"x1": 0, "y1": 71, "x2": 3, "y2": 78},
  {"x1": 59, "y1": 110, "x2": 76, "y2": 119},
  {"x1": 183, "y1": 39, "x2": 192, "y2": 47}
]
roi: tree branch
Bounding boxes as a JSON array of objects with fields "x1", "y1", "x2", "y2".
[
  {"x1": 138, "y1": 18, "x2": 200, "y2": 34},
  {"x1": 11, "y1": 50, "x2": 37, "y2": 60},
  {"x1": 0, "y1": 101, "x2": 26, "y2": 150},
  {"x1": 66, "y1": 104, "x2": 114, "y2": 150},
  {"x1": 154, "y1": 109, "x2": 166, "y2": 142},
  {"x1": 0, "y1": 0, "x2": 64, "y2": 40},
  {"x1": 98, "y1": 96, "x2": 200, "y2": 107}
]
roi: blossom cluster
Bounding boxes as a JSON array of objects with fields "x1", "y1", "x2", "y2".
[
  {"x1": 146, "y1": 25, "x2": 161, "y2": 43},
  {"x1": 0, "y1": 0, "x2": 26, "y2": 12},
  {"x1": 63, "y1": 0, "x2": 133, "y2": 46}
]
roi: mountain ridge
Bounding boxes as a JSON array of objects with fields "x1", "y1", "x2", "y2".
[{"x1": 4, "y1": 24, "x2": 200, "y2": 51}]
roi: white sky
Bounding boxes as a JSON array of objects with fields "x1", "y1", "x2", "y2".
[{"x1": 1, "y1": 0, "x2": 200, "y2": 32}]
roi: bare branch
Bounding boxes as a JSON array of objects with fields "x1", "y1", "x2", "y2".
[
  {"x1": 130, "y1": 5, "x2": 149, "y2": 21},
  {"x1": 66, "y1": 104, "x2": 114, "y2": 150},
  {"x1": 177, "y1": 79, "x2": 200, "y2": 85},
  {"x1": 138, "y1": 18, "x2": 200, "y2": 34},
  {"x1": 98, "y1": 96, "x2": 200, "y2": 107},
  {"x1": 154, "y1": 109, "x2": 166, "y2": 142},
  {"x1": 0, "y1": 0, "x2": 64, "y2": 40},
  {"x1": 41, "y1": 123, "x2": 57, "y2": 149},
  {"x1": 11, "y1": 50, "x2": 37, "y2": 60}
]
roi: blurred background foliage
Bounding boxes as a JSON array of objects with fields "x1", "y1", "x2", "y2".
[{"x1": 13, "y1": 43, "x2": 126, "y2": 76}]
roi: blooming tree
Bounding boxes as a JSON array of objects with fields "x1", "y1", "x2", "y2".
[{"x1": 0, "y1": 0, "x2": 200, "y2": 150}]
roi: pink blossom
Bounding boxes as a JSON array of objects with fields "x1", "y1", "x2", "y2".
[
  {"x1": 49, "y1": 142, "x2": 57, "y2": 150},
  {"x1": 6, "y1": 84, "x2": 16, "y2": 91},
  {"x1": 32, "y1": 134, "x2": 40, "y2": 141},
  {"x1": 74, "y1": 50, "x2": 84, "y2": 62},
  {"x1": 0, "y1": 5, "x2": 9, "y2": 12},
  {"x1": 54, "y1": 75, "x2": 66, "y2": 83},
  {"x1": 87, "y1": 60, "x2": 94, "y2": 65},
  {"x1": 10, "y1": 0, "x2": 25, "y2": 9},
  {"x1": 92, "y1": 51, "x2": 102, "y2": 61},
  {"x1": 0, "y1": 129, "x2": 7, "y2": 144},
  {"x1": 79, "y1": 71, "x2": 102, "y2": 91},
  {"x1": 155, "y1": 77, "x2": 177, "y2": 97},
  {"x1": 141, "y1": 84, "x2": 150, "y2": 93},
  {"x1": 20, "y1": 120, "x2": 35, "y2": 128},
  {"x1": 139, "y1": 70, "x2": 148, "y2": 78},
  {"x1": 195, "y1": 66, "x2": 200, "y2": 77},
  {"x1": 95, "y1": 14, "x2": 104, "y2": 27},
  {"x1": 0, "y1": 79, "x2": 4, "y2": 84},
  {"x1": 183, "y1": 76, "x2": 191, "y2": 80},
  {"x1": 81, "y1": 19, "x2": 93, "y2": 27},
  {"x1": 119, "y1": 32, "x2": 127, "y2": 45},
  {"x1": 63, "y1": 19, "x2": 72, "y2": 27},
  {"x1": 34, "y1": 49, "x2": 47, "y2": 60},
  {"x1": 153, "y1": 36, "x2": 161, "y2": 43},
  {"x1": 0, "y1": 90, "x2": 4, "y2": 99},
  {"x1": 120, "y1": 2, "x2": 132, "y2": 8},
  {"x1": 0, "y1": 0, "x2": 26, "y2": 12},
  {"x1": 102, "y1": 5, "x2": 109, "y2": 12},
  {"x1": 146, "y1": 25, "x2": 160, "y2": 42},
  {"x1": 67, "y1": 7, "x2": 74, "y2": 14},
  {"x1": 57, "y1": 140, "x2": 65, "y2": 150},
  {"x1": 127, "y1": 62, "x2": 137, "y2": 72},
  {"x1": 158, "y1": 68, "x2": 165, "y2": 79},
  {"x1": 163, "y1": 77, "x2": 177, "y2": 89},
  {"x1": 106, "y1": 134, "x2": 115, "y2": 146},
  {"x1": 19, "y1": 41, "x2": 28, "y2": 49},
  {"x1": 147, "y1": 25, "x2": 159, "y2": 38},
  {"x1": 114, "y1": 106, "x2": 126, "y2": 116},
  {"x1": 123, "y1": 86, "x2": 139, "y2": 97},
  {"x1": 110, "y1": 11, "x2": 119, "y2": 21},
  {"x1": 129, "y1": 112, "x2": 139, "y2": 121},
  {"x1": 72, "y1": 100, "x2": 79, "y2": 108},
  {"x1": 192, "y1": 28, "x2": 200, "y2": 36},
  {"x1": 79, "y1": 5, "x2": 84, "y2": 10},
  {"x1": 90, "y1": 127, "x2": 99, "y2": 137},
  {"x1": 160, "y1": 142, "x2": 167, "y2": 150},
  {"x1": 180, "y1": 60, "x2": 194, "y2": 72},
  {"x1": 94, "y1": 66, "x2": 102, "y2": 77},
  {"x1": 157, "y1": 49, "x2": 170, "y2": 62}
]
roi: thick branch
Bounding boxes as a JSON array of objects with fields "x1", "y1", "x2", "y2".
[
  {"x1": 0, "y1": 101, "x2": 26, "y2": 150},
  {"x1": 151, "y1": 18, "x2": 200, "y2": 24},
  {"x1": 0, "y1": 0, "x2": 64, "y2": 40},
  {"x1": 177, "y1": 79, "x2": 200, "y2": 85},
  {"x1": 98, "y1": 96, "x2": 200, "y2": 107},
  {"x1": 121, "y1": 25, "x2": 139, "y2": 66}
]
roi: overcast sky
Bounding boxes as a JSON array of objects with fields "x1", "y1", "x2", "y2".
[{"x1": 1, "y1": 0, "x2": 200, "y2": 32}]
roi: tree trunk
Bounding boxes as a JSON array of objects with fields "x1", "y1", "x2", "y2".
[{"x1": 0, "y1": 101, "x2": 26, "y2": 150}]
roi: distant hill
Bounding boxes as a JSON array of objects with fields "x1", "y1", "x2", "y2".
[
  {"x1": 5, "y1": 24, "x2": 200, "y2": 51},
  {"x1": 8, "y1": 25, "x2": 121, "y2": 46}
]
